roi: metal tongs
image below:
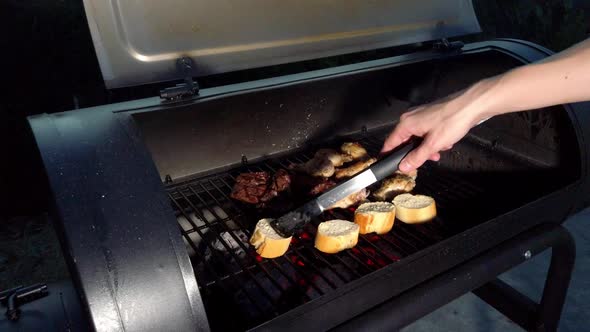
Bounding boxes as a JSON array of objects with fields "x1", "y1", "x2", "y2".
[{"x1": 270, "y1": 138, "x2": 419, "y2": 237}]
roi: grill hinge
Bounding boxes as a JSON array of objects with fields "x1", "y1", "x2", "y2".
[
  {"x1": 159, "y1": 57, "x2": 200, "y2": 100},
  {"x1": 433, "y1": 38, "x2": 464, "y2": 52}
]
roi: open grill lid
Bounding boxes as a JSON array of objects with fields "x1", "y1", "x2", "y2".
[{"x1": 83, "y1": 0, "x2": 480, "y2": 89}]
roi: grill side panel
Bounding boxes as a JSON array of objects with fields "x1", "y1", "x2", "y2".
[{"x1": 27, "y1": 110, "x2": 210, "y2": 332}]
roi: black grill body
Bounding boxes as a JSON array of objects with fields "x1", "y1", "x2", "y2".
[{"x1": 27, "y1": 39, "x2": 590, "y2": 332}]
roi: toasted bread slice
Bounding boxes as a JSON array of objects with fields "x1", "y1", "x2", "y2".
[
  {"x1": 393, "y1": 194, "x2": 436, "y2": 224},
  {"x1": 315, "y1": 220, "x2": 359, "y2": 254},
  {"x1": 249, "y1": 218, "x2": 292, "y2": 258},
  {"x1": 354, "y1": 202, "x2": 396, "y2": 234}
]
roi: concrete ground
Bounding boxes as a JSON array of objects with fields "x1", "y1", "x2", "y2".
[{"x1": 403, "y1": 208, "x2": 590, "y2": 332}]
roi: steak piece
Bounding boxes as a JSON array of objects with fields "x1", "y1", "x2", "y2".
[
  {"x1": 230, "y1": 169, "x2": 291, "y2": 204},
  {"x1": 290, "y1": 173, "x2": 336, "y2": 197},
  {"x1": 309, "y1": 179, "x2": 337, "y2": 196},
  {"x1": 260, "y1": 169, "x2": 291, "y2": 203},
  {"x1": 231, "y1": 172, "x2": 271, "y2": 204}
]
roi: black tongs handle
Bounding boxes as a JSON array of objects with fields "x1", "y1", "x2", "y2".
[{"x1": 370, "y1": 137, "x2": 420, "y2": 180}]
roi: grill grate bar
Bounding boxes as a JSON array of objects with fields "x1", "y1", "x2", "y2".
[
  {"x1": 179, "y1": 231, "x2": 269, "y2": 317},
  {"x1": 257, "y1": 162, "x2": 379, "y2": 282},
  {"x1": 185, "y1": 185, "x2": 318, "y2": 301},
  {"x1": 219, "y1": 175, "x2": 344, "y2": 294},
  {"x1": 327, "y1": 209, "x2": 397, "y2": 265},
  {"x1": 212, "y1": 176, "x2": 337, "y2": 295},
  {"x1": 261, "y1": 160, "x2": 371, "y2": 278},
  {"x1": 167, "y1": 129, "x2": 504, "y2": 330},
  {"x1": 194, "y1": 181, "x2": 320, "y2": 299},
  {"x1": 172, "y1": 211, "x2": 279, "y2": 320},
  {"x1": 170, "y1": 192, "x2": 284, "y2": 308}
]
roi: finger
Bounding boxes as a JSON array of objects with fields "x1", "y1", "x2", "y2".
[
  {"x1": 440, "y1": 145, "x2": 453, "y2": 151},
  {"x1": 381, "y1": 125, "x2": 411, "y2": 153},
  {"x1": 399, "y1": 138, "x2": 437, "y2": 172},
  {"x1": 429, "y1": 152, "x2": 441, "y2": 161}
]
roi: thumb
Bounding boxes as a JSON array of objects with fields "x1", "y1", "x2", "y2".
[{"x1": 399, "y1": 139, "x2": 436, "y2": 172}]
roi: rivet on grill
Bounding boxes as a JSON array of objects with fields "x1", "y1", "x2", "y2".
[
  {"x1": 491, "y1": 139, "x2": 499, "y2": 149},
  {"x1": 361, "y1": 126, "x2": 368, "y2": 134},
  {"x1": 523, "y1": 250, "x2": 532, "y2": 260},
  {"x1": 241, "y1": 155, "x2": 248, "y2": 165},
  {"x1": 165, "y1": 175, "x2": 173, "y2": 184}
]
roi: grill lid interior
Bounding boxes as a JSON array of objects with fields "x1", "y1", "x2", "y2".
[{"x1": 82, "y1": 0, "x2": 481, "y2": 88}]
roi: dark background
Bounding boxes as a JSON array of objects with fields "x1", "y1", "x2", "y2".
[{"x1": 0, "y1": 0, "x2": 589, "y2": 289}]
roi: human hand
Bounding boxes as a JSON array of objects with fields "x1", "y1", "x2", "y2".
[{"x1": 381, "y1": 81, "x2": 495, "y2": 173}]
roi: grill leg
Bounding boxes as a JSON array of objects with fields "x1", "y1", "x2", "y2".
[{"x1": 474, "y1": 226, "x2": 575, "y2": 332}]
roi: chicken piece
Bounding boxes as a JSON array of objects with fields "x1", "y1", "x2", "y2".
[
  {"x1": 328, "y1": 188, "x2": 369, "y2": 210},
  {"x1": 334, "y1": 157, "x2": 377, "y2": 179},
  {"x1": 397, "y1": 169, "x2": 418, "y2": 181},
  {"x1": 314, "y1": 149, "x2": 347, "y2": 167},
  {"x1": 289, "y1": 157, "x2": 335, "y2": 178},
  {"x1": 340, "y1": 142, "x2": 368, "y2": 161},
  {"x1": 372, "y1": 170, "x2": 418, "y2": 201}
]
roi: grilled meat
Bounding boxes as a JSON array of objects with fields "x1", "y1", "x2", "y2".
[
  {"x1": 230, "y1": 172, "x2": 270, "y2": 204},
  {"x1": 328, "y1": 188, "x2": 369, "y2": 209},
  {"x1": 340, "y1": 142, "x2": 368, "y2": 161},
  {"x1": 373, "y1": 174, "x2": 416, "y2": 201},
  {"x1": 309, "y1": 179, "x2": 337, "y2": 196},
  {"x1": 260, "y1": 169, "x2": 291, "y2": 202},
  {"x1": 231, "y1": 169, "x2": 291, "y2": 204},
  {"x1": 334, "y1": 157, "x2": 377, "y2": 179},
  {"x1": 289, "y1": 156, "x2": 335, "y2": 178},
  {"x1": 399, "y1": 169, "x2": 418, "y2": 180},
  {"x1": 314, "y1": 148, "x2": 348, "y2": 167},
  {"x1": 290, "y1": 173, "x2": 336, "y2": 197}
]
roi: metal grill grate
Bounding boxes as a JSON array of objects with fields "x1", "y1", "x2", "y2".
[{"x1": 167, "y1": 131, "x2": 487, "y2": 331}]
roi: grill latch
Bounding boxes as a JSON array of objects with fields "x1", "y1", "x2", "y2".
[
  {"x1": 159, "y1": 57, "x2": 200, "y2": 100},
  {"x1": 433, "y1": 38, "x2": 464, "y2": 52}
]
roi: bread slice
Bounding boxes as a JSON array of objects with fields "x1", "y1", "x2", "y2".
[
  {"x1": 354, "y1": 202, "x2": 396, "y2": 234},
  {"x1": 315, "y1": 220, "x2": 359, "y2": 254},
  {"x1": 393, "y1": 194, "x2": 437, "y2": 224},
  {"x1": 249, "y1": 218, "x2": 292, "y2": 258}
]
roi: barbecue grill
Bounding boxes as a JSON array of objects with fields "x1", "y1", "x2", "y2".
[{"x1": 6, "y1": 1, "x2": 590, "y2": 331}]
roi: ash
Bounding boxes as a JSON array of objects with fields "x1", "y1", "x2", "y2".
[
  {"x1": 208, "y1": 230, "x2": 248, "y2": 260},
  {"x1": 193, "y1": 229, "x2": 251, "y2": 282}
]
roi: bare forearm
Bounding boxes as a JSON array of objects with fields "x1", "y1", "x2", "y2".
[
  {"x1": 382, "y1": 38, "x2": 590, "y2": 173},
  {"x1": 479, "y1": 38, "x2": 590, "y2": 119}
]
